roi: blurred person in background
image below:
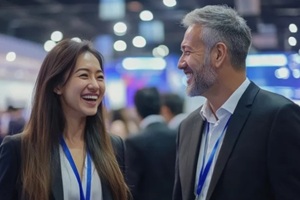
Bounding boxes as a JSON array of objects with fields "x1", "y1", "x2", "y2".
[
  {"x1": 173, "y1": 5, "x2": 300, "y2": 200},
  {"x1": 0, "y1": 39, "x2": 130, "y2": 200},
  {"x1": 160, "y1": 93, "x2": 187, "y2": 130},
  {"x1": 109, "y1": 108, "x2": 139, "y2": 139},
  {"x1": 0, "y1": 110, "x2": 5, "y2": 144},
  {"x1": 7, "y1": 106, "x2": 26, "y2": 136},
  {"x1": 0, "y1": 106, "x2": 26, "y2": 143},
  {"x1": 125, "y1": 87, "x2": 176, "y2": 200}
]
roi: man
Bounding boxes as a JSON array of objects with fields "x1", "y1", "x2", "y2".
[
  {"x1": 160, "y1": 93, "x2": 187, "y2": 130},
  {"x1": 7, "y1": 106, "x2": 26, "y2": 135},
  {"x1": 125, "y1": 87, "x2": 176, "y2": 200},
  {"x1": 173, "y1": 5, "x2": 300, "y2": 200}
]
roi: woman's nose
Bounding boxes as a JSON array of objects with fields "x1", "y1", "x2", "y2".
[{"x1": 88, "y1": 78, "x2": 99, "y2": 90}]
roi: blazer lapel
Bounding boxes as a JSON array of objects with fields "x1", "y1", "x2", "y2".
[
  {"x1": 51, "y1": 147, "x2": 64, "y2": 200},
  {"x1": 50, "y1": 147, "x2": 114, "y2": 200},
  {"x1": 180, "y1": 111, "x2": 205, "y2": 200},
  {"x1": 206, "y1": 82, "x2": 259, "y2": 200},
  {"x1": 102, "y1": 181, "x2": 113, "y2": 200}
]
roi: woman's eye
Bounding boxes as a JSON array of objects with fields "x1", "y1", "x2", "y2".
[
  {"x1": 79, "y1": 74, "x2": 88, "y2": 78},
  {"x1": 97, "y1": 75, "x2": 104, "y2": 80}
]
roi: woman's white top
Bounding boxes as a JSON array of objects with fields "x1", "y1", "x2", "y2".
[{"x1": 59, "y1": 146, "x2": 103, "y2": 200}]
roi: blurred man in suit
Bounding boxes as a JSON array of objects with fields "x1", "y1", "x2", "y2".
[
  {"x1": 160, "y1": 92, "x2": 187, "y2": 130},
  {"x1": 125, "y1": 87, "x2": 176, "y2": 200},
  {"x1": 173, "y1": 5, "x2": 300, "y2": 200}
]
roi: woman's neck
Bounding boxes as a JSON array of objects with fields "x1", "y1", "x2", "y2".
[{"x1": 63, "y1": 117, "x2": 86, "y2": 148}]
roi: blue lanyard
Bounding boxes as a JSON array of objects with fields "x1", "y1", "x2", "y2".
[
  {"x1": 196, "y1": 117, "x2": 231, "y2": 196},
  {"x1": 60, "y1": 137, "x2": 92, "y2": 200}
]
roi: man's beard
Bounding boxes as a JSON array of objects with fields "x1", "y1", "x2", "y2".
[{"x1": 187, "y1": 56, "x2": 217, "y2": 97}]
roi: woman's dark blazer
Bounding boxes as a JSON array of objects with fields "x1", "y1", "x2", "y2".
[{"x1": 0, "y1": 133, "x2": 126, "y2": 200}]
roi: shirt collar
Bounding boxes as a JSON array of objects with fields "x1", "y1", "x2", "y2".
[
  {"x1": 200, "y1": 78, "x2": 250, "y2": 122},
  {"x1": 140, "y1": 114, "x2": 165, "y2": 129}
]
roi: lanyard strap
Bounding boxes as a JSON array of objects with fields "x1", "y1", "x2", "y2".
[
  {"x1": 60, "y1": 137, "x2": 92, "y2": 200},
  {"x1": 196, "y1": 117, "x2": 231, "y2": 196}
]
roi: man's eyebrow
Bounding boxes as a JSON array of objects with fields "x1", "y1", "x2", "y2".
[{"x1": 181, "y1": 45, "x2": 192, "y2": 51}]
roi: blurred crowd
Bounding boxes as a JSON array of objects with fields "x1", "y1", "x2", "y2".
[
  {"x1": 0, "y1": 105, "x2": 26, "y2": 143},
  {"x1": 106, "y1": 90, "x2": 187, "y2": 140}
]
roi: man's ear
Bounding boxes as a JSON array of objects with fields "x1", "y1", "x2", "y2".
[{"x1": 211, "y1": 42, "x2": 227, "y2": 68}]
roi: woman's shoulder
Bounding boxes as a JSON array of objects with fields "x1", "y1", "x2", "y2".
[
  {"x1": 110, "y1": 134, "x2": 125, "y2": 157},
  {"x1": 110, "y1": 134, "x2": 123, "y2": 147},
  {"x1": 109, "y1": 134, "x2": 125, "y2": 172}
]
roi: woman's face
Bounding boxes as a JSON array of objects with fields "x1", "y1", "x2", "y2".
[{"x1": 55, "y1": 51, "x2": 106, "y2": 119}]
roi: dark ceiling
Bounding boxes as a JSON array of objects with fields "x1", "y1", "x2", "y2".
[{"x1": 1, "y1": 0, "x2": 300, "y2": 57}]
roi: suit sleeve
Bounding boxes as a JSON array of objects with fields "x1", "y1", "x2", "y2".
[
  {"x1": 268, "y1": 102, "x2": 300, "y2": 199},
  {"x1": 124, "y1": 137, "x2": 143, "y2": 199},
  {"x1": 0, "y1": 135, "x2": 21, "y2": 200},
  {"x1": 172, "y1": 123, "x2": 182, "y2": 200}
]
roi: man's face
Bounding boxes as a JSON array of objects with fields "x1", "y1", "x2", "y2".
[{"x1": 178, "y1": 24, "x2": 217, "y2": 97}]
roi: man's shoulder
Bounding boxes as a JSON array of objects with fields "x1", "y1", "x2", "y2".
[
  {"x1": 181, "y1": 106, "x2": 203, "y2": 123},
  {"x1": 1, "y1": 133, "x2": 22, "y2": 147}
]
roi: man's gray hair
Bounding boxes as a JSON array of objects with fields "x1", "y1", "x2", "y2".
[{"x1": 182, "y1": 5, "x2": 252, "y2": 70}]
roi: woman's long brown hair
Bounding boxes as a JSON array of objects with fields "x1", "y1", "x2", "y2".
[{"x1": 21, "y1": 39, "x2": 129, "y2": 200}]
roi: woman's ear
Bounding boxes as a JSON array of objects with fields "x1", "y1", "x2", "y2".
[{"x1": 54, "y1": 86, "x2": 62, "y2": 95}]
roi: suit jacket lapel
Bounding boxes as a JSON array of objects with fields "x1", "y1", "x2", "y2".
[
  {"x1": 49, "y1": 135, "x2": 122, "y2": 200},
  {"x1": 50, "y1": 154, "x2": 113, "y2": 200},
  {"x1": 180, "y1": 110, "x2": 204, "y2": 200},
  {"x1": 206, "y1": 82, "x2": 259, "y2": 200},
  {"x1": 51, "y1": 147, "x2": 64, "y2": 200},
  {"x1": 102, "y1": 181, "x2": 113, "y2": 200}
]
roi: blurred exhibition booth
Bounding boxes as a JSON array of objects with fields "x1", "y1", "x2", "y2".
[{"x1": 0, "y1": 33, "x2": 299, "y2": 116}]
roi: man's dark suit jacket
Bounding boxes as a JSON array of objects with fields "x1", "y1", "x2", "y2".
[
  {"x1": 125, "y1": 121, "x2": 176, "y2": 200},
  {"x1": 0, "y1": 133, "x2": 126, "y2": 200},
  {"x1": 173, "y1": 82, "x2": 300, "y2": 200}
]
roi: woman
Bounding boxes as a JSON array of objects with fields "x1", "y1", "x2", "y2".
[{"x1": 0, "y1": 39, "x2": 130, "y2": 200}]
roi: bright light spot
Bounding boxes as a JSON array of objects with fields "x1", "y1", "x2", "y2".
[
  {"x1": 158, "y1": 45, "x2": 169, "y2": 56},
  {"x1": 292, "y1": 69, "x2": 300, "y2": 78},
  {"x1": 163, "y1": 0, "x2": 177, "y2": 7},
  {"x1": 71, "y1": 37, "x2": 82, "y2": 42},
  {"x1": 139, "y1": 10, "x2": 153, "y2": 21},
  {"x1": 132, "y1": 36, "x2": 146, "y2": 48},
  {"x1": 113, "y1": 22, "x2": 127, "y2": 36},
  {"x1": 44, "y1": 40, "x2": 56, "y2": 52},
  {"x1": 289, "y1": 53, "x2": 300, "y2": 64},
  {"x1": 114, "y1": 40, "x2": 127, "y2": 51},
  {"x1": 106, "y1": 80, "x2": 126, "y2": 108},
  {"x1": 275, "y1": 67, "x2": 290, "y2": 79},
  {"x1": 289, "y1": 23, "x2": 298, "y2": 33},
  {"x1": 152, "y1": 45, "x2": 169, "y2": 57},
  {"x1": 6, "y1": 52, "x2": 16, "y2": 62},
  {"x1": 122, "y1": 57, "x2": 166, "y2": 70},
  {"x1": 288, "y1": 36, "x2": 297, "y2": 46},
  {"x1": 51, "y1": 31, "x2": 63, "y2": 42},
  {"x1": 246, "y1": 54, "x2": 288, "y2": 67},
  {"x1": 152, "y1": 48, "x2": 159, "y2": 57}
]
